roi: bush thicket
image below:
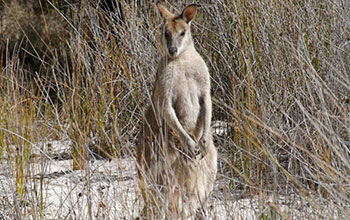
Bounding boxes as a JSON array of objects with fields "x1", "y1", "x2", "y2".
[{"x1": 1, "y1": 0, "x2": 349, "y2": 219}]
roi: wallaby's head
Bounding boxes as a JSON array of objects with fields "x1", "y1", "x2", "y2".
[{"x1": 157, "y1": 3, "x2": 197, "y2": 58}]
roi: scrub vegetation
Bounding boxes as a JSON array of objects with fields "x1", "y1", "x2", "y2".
[{"x1": 0, "y1": 0, "x2": 349, "y2": 219}]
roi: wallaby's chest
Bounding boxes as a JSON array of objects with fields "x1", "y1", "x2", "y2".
[
  {"x1": 167, "y1": 68, "x2": 202, "y2": 126},
  {"x1": 164, "y1": 66, "x2": 201, "y2": 100},
  {"x1": 163, "y1": 60, "x2": 203, "y2": 88}
]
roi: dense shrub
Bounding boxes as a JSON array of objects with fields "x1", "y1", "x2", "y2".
[{"x1": 1, "y1": 0, "x2": 349, "y2": 218}]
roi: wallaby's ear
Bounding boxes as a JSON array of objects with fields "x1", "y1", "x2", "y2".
[
  {"x1": 181, "y1": 4, "x2": 197, "y2": 24},
  {"x1": 157, "y1": 3, "x2": 174, "y2": 20}
]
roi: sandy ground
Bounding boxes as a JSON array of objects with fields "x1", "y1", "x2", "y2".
[{"x1": 0, "y1": 140, "x2": 325, "y2": 219}]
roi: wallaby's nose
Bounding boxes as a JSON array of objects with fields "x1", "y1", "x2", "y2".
[{"x1": 168, "y1": 46, "x2": 177, "y2": 56}]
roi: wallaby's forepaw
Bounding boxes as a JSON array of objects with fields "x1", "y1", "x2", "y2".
[
  {"x1": 199, "y1": 135, "x2": 209, "y2": 156},
  {"x1": 186, "y1": 138, "x2": 209, "y2": 159},
  {"x1": 192, "y1": 144, "x2": 202, "y2": 158},
  {"x1": 184, "y1": 138, "x2": 201, "y2": 159}
]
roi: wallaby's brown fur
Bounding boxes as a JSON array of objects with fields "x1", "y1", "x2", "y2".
[{"x1": 136, "y1": 3, "x2": 217, "y2": 218}]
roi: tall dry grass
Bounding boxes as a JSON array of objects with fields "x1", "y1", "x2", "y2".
[{"x1": 0, "y1": 0, "x2": 350, "y2": 219}]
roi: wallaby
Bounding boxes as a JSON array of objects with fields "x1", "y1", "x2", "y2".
[{"x1": 136, "y1": 3, "x2": 217, "y2": 219}]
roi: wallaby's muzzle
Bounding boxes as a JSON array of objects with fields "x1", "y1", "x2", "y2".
[{"x1": 168, "y1": 46, "x2": 177, "y2": 57}]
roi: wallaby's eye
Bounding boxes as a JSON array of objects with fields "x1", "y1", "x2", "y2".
[{"x1": 180, "y1": 31, "x2": 185, "y2": 36}]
